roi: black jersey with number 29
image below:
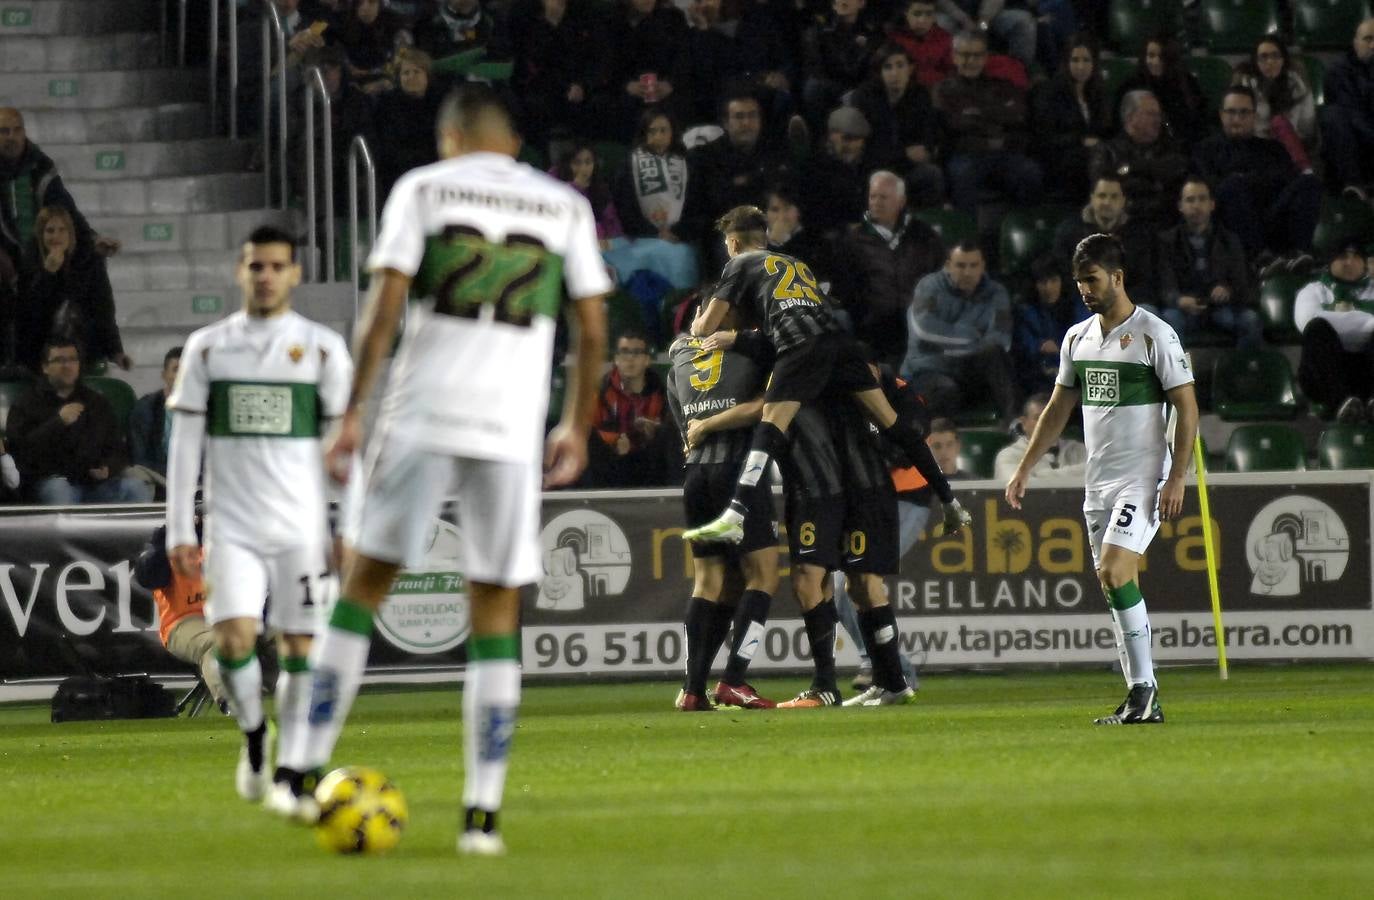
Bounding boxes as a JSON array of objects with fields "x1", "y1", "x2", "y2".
[{"x1": 712, "y1": 250, "x2": 841, "y2": 353}]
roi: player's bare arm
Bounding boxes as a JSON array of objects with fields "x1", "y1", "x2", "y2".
[
  {"x1": 545, "y1": 292, "x2": 609, "y2": 487},
  {"x1": 691, "y1": 297, "x2": 731, "y2": 337},
  {"x1": 1160, "y1": 382, "x2": 1199, "y2": 521},
  {"x1": 324, "y1": 268, "x2": 410, "y2": 482},
  {"x1": 687, "y1": 396, "x2": 764, "y2": 448},
  {"x1": 1005, "y1": 383, "x2": 1079, "y2": 509}
]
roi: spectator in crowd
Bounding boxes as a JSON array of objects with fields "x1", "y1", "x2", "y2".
[
  {"x1": 509, "y1": 0, "x2": 605, "y2": 149},
  {"x1": 610, "y1": 110, "x2": 702, "y2": 290},
  {"x1": 1114, "y1": 35, "x2": 1208, "y2": 146},
  {"x1": 1319, "y1": 17, "x2": 1374, "y2": 194},
  {"x1": 925, "y1": 417, "x2": 968, "y2": 478},
  {"x1": 835, "y1": 170, "x2": 945, "y2": 364},
  {"x1": 850, "y1": 42, "x2": 945, "y2": 207},
  {"x1": 1029, "y1": 32, "x2": 1111, "y2": 202},
  {"x1": 134, "y1": 516, "x2": 231, "y2": 716},
  {"x1": 934, "y1": 1, "x2": 1036, "y2": 70},
  {"x1": 681, "y1": 0, "x2": 750, "y2": 125},
  {"x1": 1089, "y1": 89, "x2": 1189, "y2": 229},
  {"x1": 337, "y1": 0, "x2": 412, "y2": 93},
  {"x1": 1192, "y1": 85, "x2": 1322, "y2": 266},
  {"x1": 889, "y1": 0, "x2": 953, "y2": 88},
  {"x1": 993, "y1": 391, "x2": 1086, "y2": 482},
  {"x1": 734, "y1": 0, "x2": 802, "y2": 98},
  {"x1": 802, "y1": 0, "x2": 884, "y2": 126},
  {"x1": 17, "y1": 206, "x2": 129, "y2": 373},
  {"x1": 604, "y1": 0, "x2": 690, "y2": 140},
  {"x1": 294, "y1": 46, "x2": 376, "y2": 224},
  {"x1": 1231, "y1": 36, "x2": 1318, "y2": 172},
  {"x1": 932, "y1": 30, "x2": 1042, "y2": 218},
  {"x1": 1294, "y1": 240, "x2": 1374, "y2": 424},
  {"x1": 554, "y1": 143, "x2": 623, "y2": 248},
  {"x1": 128, "y1": 346, "x2": 182, "y2": 483},
  {"x1": 6, "y1": 338, "x2": 153, "y2": 505},
  {"x1": 766, "y1": 184, "x2": 835, "y2": 287},
  {"x1": 689, "y1": 89, "x2": 789, "y2": 227},
  {"x1": 413, "y1": 0, "x2": 500, "y2": 61},
  {"x1": 1012, "y1": 254, "x2": 1088, "y2": 395},
  {"x1": 1051, "y1": 173, "x2": 1156, "y2": 305},
  {"x1": 800, "y1": 107, "x2": 876, "y2": 235},
  {"x1": 234, "y1": 0, "x2": 334, "y2": 136},
  {"x1": 372, "y1": 47, "x2": 443, "y2": 200},
  {"x1": 1156, "y1": 177, "x2": 1261, "y2": 349},
  {"x1": 585, "y1": 329, "x2": 670, "y2": 487},
  {"x1": 901, "y1": 239, "x2": 1018, "y2": 423},
  {"x1": 0, "y1": 107, "x2": 118, "y2": 293}
]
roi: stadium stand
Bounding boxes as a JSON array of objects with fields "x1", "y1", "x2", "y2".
[
  {"x1": 1293, "y1": 0, "x2": 1374, "y2": 51},
  {"x1": 1107, "y1": 0, "x2": 1184, "y2": 56},
  {"x1": 1225, "y1": 423, "x2": 1308, "y2": 471},
  {"x1": 957, "y1": 429, "x2": 1013, "y2": 478},
  {"x1": 1212, "y1": 350, "x2": 1301, "y2": 422},
  {"x1": 1317, "y1": 424, "x2": 1374, "y2": 469},
  {"x1": 1258, "y1": 273, "x2": 1308, "y2": 344},
  {"x1": 1197, "y1": 0, "x2": 1282, "y2": 55}
]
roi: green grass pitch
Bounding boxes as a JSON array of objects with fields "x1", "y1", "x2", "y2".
[{"x1": 3, "y1": 664, "x2": 1371, "y2": 899}]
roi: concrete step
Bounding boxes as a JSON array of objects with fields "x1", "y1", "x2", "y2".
[
  {"x1": 23, "y1": 103, "x2": 210, "y2": 144},
  {"x1": 46, "y1": 139, "x2": 254, "y2": 180},
  {"x1": 107, "y1": 247, "x2": 331, "y2": 292},
  {"x1": 0, "y1": 31, "x2": 162, "y2": 72},
  {"x1": 91, "y1": 209, "x2": 304, "y2": 254},
  {"x1": 115, "y1": 285, "x2": 355, "y2": 329},
  {"x1": 0, "y1": 1, "x2": 159, "y2": 37},
  {"x1": 66, "y1": 172, "x2": 264, "y2": 216},
  {"x1": 0, "y1": 69, "x2": 206, "y2": 110}
]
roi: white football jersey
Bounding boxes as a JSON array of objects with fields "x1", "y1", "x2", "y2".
[
  {"x1": 169, "y1": 310, "x2": 352, "y2": 550},
  {"x1": 1056, "y1": 305, "x2": 1193, "y2": 491},
  {"x1": 367, "y1": 151, "x2": 612, "y2": 463}
]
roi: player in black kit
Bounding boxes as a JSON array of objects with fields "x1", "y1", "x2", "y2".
[
  {"x1": 682, "y1": 205, "x2": 970, "y2": 545},
  {"x1": 665, "y1": 308, "x2": 780, "y2": 711}
]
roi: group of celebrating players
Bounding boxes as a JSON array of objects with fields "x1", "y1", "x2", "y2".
[{"x1": 165, "y1": 83, "x2": 1198, "y2": 856}]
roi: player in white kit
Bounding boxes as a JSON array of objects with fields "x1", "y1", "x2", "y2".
[
  {"x1": 1005, "y1": 234, "x2": 1198, "y2": 725},
  {"x1": 165, "y1": 227, "x2": 352, "y2": 815},
  {"x1": 299, "y1": 85, "x2": 610, "y2": 855}
]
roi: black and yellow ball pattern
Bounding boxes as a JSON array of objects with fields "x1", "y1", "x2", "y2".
[{"x1": 313, "y1": 766, "x2": 408, "y2": 854}]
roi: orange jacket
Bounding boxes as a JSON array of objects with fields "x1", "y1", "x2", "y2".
[{"x1": 155, "y1": 569, "x2": 206, "y2": 645}]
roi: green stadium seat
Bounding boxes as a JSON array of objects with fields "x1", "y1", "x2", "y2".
[
  {"x1": 1185, "y1": 55, "x2": 1234, "y2": 114},
  {"x1": 1317, "y1": 425, "x2": 1374, "y2": 469},
  {"x1": 1225, "y1": 423, "x2": 1306, "y2": 471},
  {"x1": 594, "y1": 141, "x2": 628, "y2": 181},
  {"x1": 1297, "y1": 53, "x2": 1327, "y2": 105},
  {"x1": 957, "y1": 429, "x2": 1012, "y2": 478},
  {"x1": 1258, "y1": 272, "x2": 1309, "y2": 343},
  {"x1": 430, "y1": 47, "x2": 486, "y2": 77},
  {"x1": 606, "y1": 289, "x2": 645, "y2": 342},
  {"x1": 469, "y1": 60, "x2": 514, "y2": 83},
  {"x1": 912, "y1": 207, "x2": 977, "y2": 248},
  {"x1": 1197, "y1": 0, "x2": 1281, "y2": 54},
  {"x1": 998, "y1": 206, "x2": 1067, "y2": 279},
  {"x1": 1293, "y1": 0, "x2": 1373, "y2": 51},
  {"x1": 1107, "y1": 0, "x2": 1184, "y2": 55},
  {"x1": 1098, "y1": 56, "x2": 1137, "y2": 106},
  {"x1": 83, "y1": 376, "x2": 138, "y2": 429},
  {"x1": 1212, "y1": 350, "x2": 1300, "y2": 421},
  {"x1": 1313, "y1": 194, "x2": 1374, "y2": 258}
]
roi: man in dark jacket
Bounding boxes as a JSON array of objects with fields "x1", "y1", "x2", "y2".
[
  {"x1": 1193, "y1": 86, "x2": 1322, "y2": 261},
  {"x1": 931, "y1": 30, "x2": 1042, "y2": 217},
  {"x1": 128, "y1": 346, "x2": 182, "y2": 481},
  {"x1": 6, "y1": 338, "x2": 152, "y2": 504},
  {"x1": 1318, "y1": 17, "x2": 1374, "y2": 191},
  {"x1": 1089, "y1": 90, "x2": 1188, "y2": 229},
  {"x1": 689, "y1": 90, "x2": 790, "y2": 226},
  {"x1": 834, "y1": 170, "x2": 945, "y2": 365},
  {"x1": 0, "y1": 107, "x2": 118, "y2": 288},
  {"x1": 766, "y1": 185, "x2": 836, "y2": 288},
  {"x1": 1156, "y1": 178, "x2": 1261, "y2": 349},
  {"x1": 1051, "y1": 173, "x2": 1157, "y2": 306},
  {"x1": 799, "y1": 107, "x2": 875, "y2": 235}
]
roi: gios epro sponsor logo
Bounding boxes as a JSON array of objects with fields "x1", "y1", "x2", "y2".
[
  {"x1": 536, "y1": 510, "x2": 632, "y2": 611},
  {"x1": 374, "y1": 519, "x2": 470, "y2": 653},
  {"x1": 1246, "y1": 496, "x2": 1350, "y2": 597}
]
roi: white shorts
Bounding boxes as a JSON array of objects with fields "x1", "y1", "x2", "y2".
[
  {"x1": 203, "y1": 539, "x2": 333, "y2": 635},
  {"x1": 350, "y1": 432, "x2": 542, "y2": 587},
  {"x1": 1083, "y1": 481, "x2": 1162, "y2": 568}
]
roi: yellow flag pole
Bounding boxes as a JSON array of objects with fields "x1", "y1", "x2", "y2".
[{"x1": 1193, "y1": 433, "x2": 1228, "y2": 680}]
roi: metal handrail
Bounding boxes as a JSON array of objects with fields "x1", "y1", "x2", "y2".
[
  {"x1": 347, "y1": 136, "x2": 378, "y2": 313},
  {"x1": 261, "y1": 2, "x2": 288, "y2": 209},
  {"x1": 177, "y1": 0, "x2": 188, "y2": 66},
  {"x1": 226, "y1": 0, "x2": 238, "y2": 139},
  {"x1": 304, "y1": 66, "x2": 336, "y2": 283},
  {"x1": 207, "y1": 0, "x2": 218, "y2": 136}
]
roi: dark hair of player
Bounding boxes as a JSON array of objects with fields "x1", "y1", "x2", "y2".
[
  {"x1": 716, "y1": 205, "x2": 768, "y2": 247},
  {"x1": 1072, "y1": 233, "x2": 1126, "y2": 276},
  {"x1": 243, "y1": 225, "x2": 298, "y2": 262},
  {"x1": 438, "y1": 83, "x2": 516, "y2": 136}
]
